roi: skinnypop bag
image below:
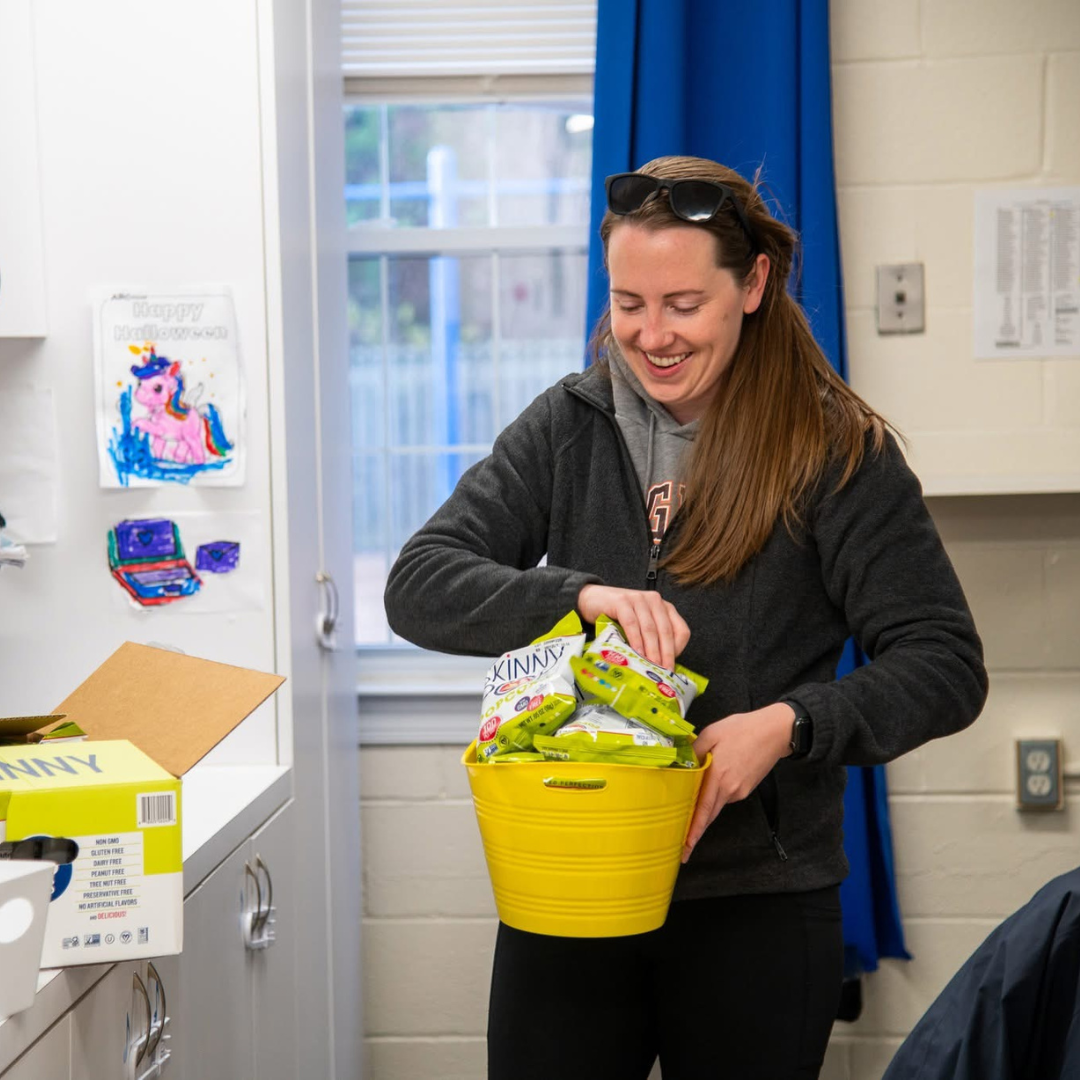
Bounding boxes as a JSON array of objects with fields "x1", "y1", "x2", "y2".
[
  {"x1": 534, "y1": 703, "x2": 678, "y2": 768},
  {"x1": 570, "y1": 615, "x2": 709, "y2": 746},
  {"x1": 476, "y1": 612, "x2": 585, "y2": 761}
]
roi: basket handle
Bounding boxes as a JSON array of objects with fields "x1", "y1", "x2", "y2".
[{"x1": 542, "y1": 776, "x2": 607, "y2": 791}]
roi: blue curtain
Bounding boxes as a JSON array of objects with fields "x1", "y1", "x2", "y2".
[{"x1": 587, "y1": 0, "x2": 909, "y2": 976}]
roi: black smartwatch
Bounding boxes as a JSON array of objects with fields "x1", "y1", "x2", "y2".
[{"x1": 788, "y1": 711, "x2": 813, "y2": 759}]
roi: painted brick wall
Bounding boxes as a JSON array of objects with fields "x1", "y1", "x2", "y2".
[{"x1": 359, "y1": 2, "x2": 1080, "y2": 1076}]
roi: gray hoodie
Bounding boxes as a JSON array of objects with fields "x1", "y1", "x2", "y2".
[{"x1": 609, "y1": 352, "x2": 698, "y2": 546}]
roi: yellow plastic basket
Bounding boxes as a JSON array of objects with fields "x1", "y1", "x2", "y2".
[{"x1": 462, "y1": 741, "x2": 709, "y2": 937}]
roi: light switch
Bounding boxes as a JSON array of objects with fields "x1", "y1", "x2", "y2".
[{"x1": 876, "y1": 263, "x2": 925, "y2": 334}]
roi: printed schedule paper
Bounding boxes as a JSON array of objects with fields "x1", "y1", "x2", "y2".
[{"x1": 974, "y1": 187, "x2": 1080, "y2": 359}]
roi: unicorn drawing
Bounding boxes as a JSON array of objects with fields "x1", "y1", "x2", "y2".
[{"x1": 127, "y1": 344, "x2": 232, "y2": 466}]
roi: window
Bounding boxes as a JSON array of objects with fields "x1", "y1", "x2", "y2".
[{"x1": 345, "y1": 97, "x2": 594, "y2": 648}]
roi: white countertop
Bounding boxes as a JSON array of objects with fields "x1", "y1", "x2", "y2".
[{"x1": 0, "y1": 763, "x2": 291, "y2": 1073}]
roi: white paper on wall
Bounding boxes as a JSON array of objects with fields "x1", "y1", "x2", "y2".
[
  {"x1": 0, "y1": 386, "x2": 59, "y2": 543},
  {"x1": 974, "y1": 187, "x2": 1080, "y2": 359},
  {"x1": 94, "y1": 288, "x2": 246, "y2": 487},
  {"x1": 106, "y1": 510, "x2": 266, "y2": 614}
]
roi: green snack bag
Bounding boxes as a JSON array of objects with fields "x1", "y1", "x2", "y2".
[
  {"x1": 533, "y1": 734, "x2": 677, "y2": 768},
  {"x1": 532, "y1": 703, "x2": 678, "y2": 767},
  {"x1": 585, "y1": 614, "x2": 708, "y2": 718},
  {"x1": 476, "y1": 612, "x2": 585, "y2": 761},
  {"x1": 489, "y1": 752, "x2": 546, "y2": 763},
  {"x1": 570, "y1": 655, "x2": 698, "y2": 746}
]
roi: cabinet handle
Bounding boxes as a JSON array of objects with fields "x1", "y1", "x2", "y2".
[
  {"x1": 315, "y1": 570, "x2": 339, "y2": 650},
  {"x1": 254, "y1": 854, "x2": 273, "y2": 934},
  {"x1": 146, "y1": 961, "x2": 166, "y2": 1061},
  {"x1": 133, "y1": 971, "x2": 152, "y2": 1068},
  {"x1": 244, "y1": 860, "x2": 262, "y2": 925}
]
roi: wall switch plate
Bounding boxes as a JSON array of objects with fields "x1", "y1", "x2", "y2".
[
  {"x1": 1016, "y1": 738, "x2": 1064, "y2": 811},
  {"x1": 876, "y1": 263, "x2": 925, "y2": 334}
]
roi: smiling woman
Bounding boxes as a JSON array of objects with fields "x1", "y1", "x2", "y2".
[{"x1": 384, "y1": 155, "x2": 988, "y2": 1080}]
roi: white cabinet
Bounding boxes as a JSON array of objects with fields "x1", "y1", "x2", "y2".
[
  {"x1": 249, "y1": 807, "x2": 299, "y2": 1080},
  {"x1": 4, "y1": 1016, "x2": 68, "y2": 1080},
  {"x1": 160, "y1": 800, "x2": 296, "y2": 1080},
  {"x1": 0, "y1": 0, "x2": 48, "y2": 337},
  {"x1": 70, "y1": 962, "x2": 158, "y2": 1080},
  {"x1": 175, "y1": 840, "x2": 254, "y2": 1080}
]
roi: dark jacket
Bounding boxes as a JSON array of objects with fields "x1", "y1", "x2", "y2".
[
  {"x1": 882, "y1": 867, "x2": 1080, "y2": 1080},
  {"x1": 384, "y1": 366, "x2": 988, "y2": 900}
]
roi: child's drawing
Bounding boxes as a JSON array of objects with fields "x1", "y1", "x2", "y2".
[
  {"x1": 108, "y1": 344, "x2": 234, "y2": 483},
  {"x1": 195, "y1": 541, "x2": 240, "y2": 573},
  {"x1": 95, "y1": 290, "x2": 245, "y2": 488},
  {"x1": 108, "y1": 517, "x2": 202, "y2": 606},
  {"x1": 130, "y1": 347, "x2": 232, "y2": 465},
  {"x1": 108, "y1": 512, "x2": 265, "y2": 614}
]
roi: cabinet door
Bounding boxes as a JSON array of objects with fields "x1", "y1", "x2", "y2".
[
  {"x1": 177, "y1": 843, "x2": 254, "y2": 1080},
  {"x1": 70, "y1": 962, "x2": 147, "y2": 1080},
  {"x1": 249, "y1": 802, "x2": 298, "y2": 1080},
  {"x1": 145, "y1": 953, "x2": 181, "y2": 1080},
  {"x1": 4, "y1": 1015, "x2": 69, "y2": 1080}
]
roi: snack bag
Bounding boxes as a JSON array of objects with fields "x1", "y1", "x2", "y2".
[
  {"x1": 534, "y1": 703, "x2": 678, "y2": 768},
  {"x1": 476, "y1": 612, "x2": 585, "y2": 761},
  {"x1": 584, "y1": 615, "x2": 708, "y2": 719},
  {"x1": 571, "y1": 655, "x2": 699, "y2": 745}
]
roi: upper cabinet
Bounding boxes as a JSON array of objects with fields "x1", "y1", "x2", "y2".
[{"x1": 0, "y1": 0, "x2": 48, "y2": 337}]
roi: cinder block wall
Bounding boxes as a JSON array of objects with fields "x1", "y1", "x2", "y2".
[
  {"x1": 359, "y1": 2, "x2": 1080, "y2": 1077},
  {"x1": 823, "y1": 1, "x2": 1080, "y2": 1075}
]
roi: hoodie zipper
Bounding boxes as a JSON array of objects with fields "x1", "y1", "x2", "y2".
[
  {"x1": 646, "y1": 540, "x2": 662, "y2": 589},
  {"x1": 758, "y1": 771, "x2": 788, "y2": 862}
]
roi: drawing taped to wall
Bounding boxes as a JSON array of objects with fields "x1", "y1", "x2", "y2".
[
  {"x1": 95, "y1": 289, "x2": 245, "y2": 487},
  {"x1": 108, "y1": 518, "x2": 202, "y2": 606},
  {"x1": 107, "y1": 511, "x2": 265, "y2": 614},
  {"x1": 195, "y1": 541, "x2": 240, "y2": 573}
]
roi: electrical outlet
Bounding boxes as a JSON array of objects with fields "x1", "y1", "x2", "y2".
[
  {"x1": 876, "y1": 263, "x2": 925, "y2": 334},
  {"x1": 1016, "y1": 738, "x2": 1064, "y2": 811}
]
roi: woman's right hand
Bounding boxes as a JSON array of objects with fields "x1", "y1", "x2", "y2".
[{"x1": 577, "y1": 584, "x2": 690, "y2": 670}]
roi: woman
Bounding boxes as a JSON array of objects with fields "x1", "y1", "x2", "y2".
[{"x1": 384, "y1": 155, "x2": 987, "y2": 1080}]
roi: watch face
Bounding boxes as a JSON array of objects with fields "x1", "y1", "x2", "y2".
[{"x1": 791, "y1": 716, "x2": 812, "y2": 756}]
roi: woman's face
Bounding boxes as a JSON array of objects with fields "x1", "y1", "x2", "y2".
[{"x1": 607, "y1": 223, "x2": 768, "y2": 424}]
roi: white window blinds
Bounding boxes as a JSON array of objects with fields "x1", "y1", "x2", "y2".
[{"x1": 341, "y1": 1, "x2": 597, "y2": 78}]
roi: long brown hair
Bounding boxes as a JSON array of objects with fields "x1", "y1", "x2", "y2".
[{"x1": 593, "y1": 155, "x2": 889, "y2": 586}]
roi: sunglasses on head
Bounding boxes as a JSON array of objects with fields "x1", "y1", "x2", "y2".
[{"x1": 605, "y1": 172, "x2": 758, "y2": 252}]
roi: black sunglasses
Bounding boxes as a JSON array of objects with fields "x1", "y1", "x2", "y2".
[{"x1": 605, "y1": 173, "x2": 757, "y2": 252}]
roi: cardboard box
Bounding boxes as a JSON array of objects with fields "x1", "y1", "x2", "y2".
[{"x1": 0, "y1": 643, "x2": 284, "y2": 968}]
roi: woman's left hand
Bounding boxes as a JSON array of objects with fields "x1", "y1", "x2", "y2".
[{"x1": 682, "y1": 703, "x2": 796, "y2": 863}]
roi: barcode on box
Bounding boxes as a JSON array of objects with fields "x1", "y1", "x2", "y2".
[{"x1": 137, "y1": 791, "x2": 177, "y2": 827}]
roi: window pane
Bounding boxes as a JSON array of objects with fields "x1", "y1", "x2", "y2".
[
  {"x1": 497, "y1": 251, "x2": 589, "y2": 429},
  {"x1": 386, "y1": 255, "x2": 495, "y2": 447},
  {"x1": 494, "y1": 103, "x2": 592, "y2": 227},
  {"x1": 388, "y1": 105, "x2": 490, "y2": 228},
  {"x1": 344, "y1": 105, "x2": 381, "y2": 225},
  {"x1": 349, "y1": 256, "x2": 384, "y2": 448},
  {"x1": 388, "y1": 450, "x2": 487, "y2": 553}
]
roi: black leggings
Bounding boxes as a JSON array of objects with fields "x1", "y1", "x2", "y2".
[{"x1": 488, "y1": 887, "x2": 844, "y2": 1080}]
